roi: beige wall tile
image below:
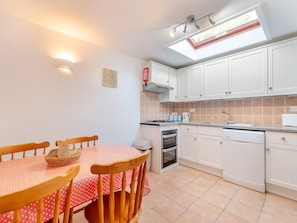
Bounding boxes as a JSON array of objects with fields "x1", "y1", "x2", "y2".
[{"x1": 140, "y1": 92, "x2": 297, "y2": 126}]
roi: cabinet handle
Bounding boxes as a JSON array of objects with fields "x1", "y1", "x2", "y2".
[
  {"x1": 187, "y1": 128, "x2": 189, "y2": 131},
  {"x1": 281, "y1": 137, "x2": 286, "y2": 141},
  {"x1": 225, "y1": 91, "x2": 228, "y2": 95},
  {"x1": 220, "y1": 141, "x2": 223, "y2": 144},
  {"x1": 200, "y1": 94, "x2": 202, "y2": 97},
  {"x1": 194, "y1": 137, "x2": 197, "y2": 140},
  {"x1": 266, "y1": 148, "x2": 270, "y2": 151},
  {"x1": 269, "y1": 86, "x2": 273, "y2": 90},
  {"x1": 229, "y1": 91, "x2": 231, "y2": 94}
]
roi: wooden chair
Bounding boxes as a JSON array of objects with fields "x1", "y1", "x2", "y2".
[
  {"x1": 0, "y1": 164, "x2": 80, "y2": 223},
  {"x1": 84, "y1": 150, "x2": 150, "y2": 223},
  {"x1": 55, "y1": 135, "x2": 98, "y2": 222},
  {"x1": 55, "y1": 135, "x2": 99, "y2": 149},
  {"x1": 0, "y1": 141, "x2": 50, "y2": 162}
]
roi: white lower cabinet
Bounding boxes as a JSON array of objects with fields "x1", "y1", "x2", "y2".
[
  {"x1": 266, "y1": 131, "x2": 297, "y2": 192},
  {"x1": 179, "y1": 125, "x2": 198, "y2": 162},
  {"x1": 197, "y1": 126, "x2": 223, "y2": 169},
  {"x1": 179, "y1": 125, "x2": 223, "y2": 175}
]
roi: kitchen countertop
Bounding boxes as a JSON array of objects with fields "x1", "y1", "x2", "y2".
[{"x1": 140, "y1": 121, "x2": 297, "y2": 133}]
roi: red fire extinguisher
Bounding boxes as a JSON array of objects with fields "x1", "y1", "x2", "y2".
[{"x1": 143, "y1": 67, "x2": 149, "y2": 86}]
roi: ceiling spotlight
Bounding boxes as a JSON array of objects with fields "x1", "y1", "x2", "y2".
[
  {"x1": 170, "y1": 27, "x2": 176, "y2": 37},
  {"x1": 183, "y1": 23, "x2": 187, "y2": 33},
  {"x1": 186, "y1": 15, "x2": 195, "y2": 24},
  {"x1": 195, "y1": 20, "x2": 200, "y2": 30},
  {"x1": 208, "y1": 15, "x2": 216, "y2": 25},
  {"x1": 170, "y1": 13, "x2": 215, "y2": 36}
]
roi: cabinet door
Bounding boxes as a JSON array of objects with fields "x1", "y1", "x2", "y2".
[
  {"x1": 179, "y1": 125, "x2": 198, "y2": 162},
  {"x1": 150, "y1": 62, "x2": 169, "y2": 85},
  {"x1": 268, "y1": 38, "x2": 297, "y2": 95},
  {"x1": 176, "y1": 68, "x2": 188, "y2": 101},
  {"x1": 266, "y1": 146, "x2": 297, "y2": 191},
  {"x1": 197, "y1": 135, "x2": 222, "y2": 169},
  {"x1": 168, "y1": 67, "x2": 177, "y2": 101},
  {"x1": 180, "y1": 132, "x2": 197, "y2": 162},
  {"x1": 188, "y1": 65, "x2": 204, "y2": 100},
  {"x1": 160, "y1": 68, "x2": 177, "y2": 102},
  {"x1": 204, "y1": 58, "x2": 229, "y2": 99},
  {"x1": 229, "y1": 48, "x2": 267, "y2": 98}
]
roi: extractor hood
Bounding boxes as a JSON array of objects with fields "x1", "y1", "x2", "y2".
[{"x1": 143, "y1": 82, "x2": 174, "y2": 93}]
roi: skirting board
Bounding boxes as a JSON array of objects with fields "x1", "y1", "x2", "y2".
[{"x1": 266, "y1": 183, "x2": 297, "y2": 201}]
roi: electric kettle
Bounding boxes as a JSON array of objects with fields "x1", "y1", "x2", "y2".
[{"x1": 182, "y1": 112, "x2": 190, "y2": 122}]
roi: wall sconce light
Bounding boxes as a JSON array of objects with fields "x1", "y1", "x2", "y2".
[
  {"x1": 54, "y1": 58, "x2": 73, "y2": 71},
  {"x1": 170, "y1": 13, "x2": 215, "y2": 37}
]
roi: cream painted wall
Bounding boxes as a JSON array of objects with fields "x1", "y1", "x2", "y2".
[{"x1": 0, "y1": 12, "x2": 142, "y2": 147}]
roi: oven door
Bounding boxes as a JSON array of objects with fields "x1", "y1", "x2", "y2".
[
  {"x1": 162, "y1": 130, "x2": 177, "y2": 149},
  {"x1": 162, "y1": 146, "x2": 177, "y2": 168}
]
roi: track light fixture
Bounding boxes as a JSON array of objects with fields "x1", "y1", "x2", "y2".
[
  {"x1": 208, "y1": 15, "x2": 216, "y2": 25},
  {"x1": 170, "y1": 13, "x2": 215, "y2": 37}
]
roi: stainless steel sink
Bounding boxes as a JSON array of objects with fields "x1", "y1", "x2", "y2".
[{"x1": 226, "y1": 123, "x2": 254, "y2": 127}]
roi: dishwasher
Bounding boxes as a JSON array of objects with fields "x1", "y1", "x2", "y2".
[{"x1": 222, "y1": 129, "x2": 265, "y2": 192}]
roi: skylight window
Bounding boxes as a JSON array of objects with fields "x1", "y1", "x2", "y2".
[{"x1": 168, "y1": 6, "x2": 270, "y2": 61}]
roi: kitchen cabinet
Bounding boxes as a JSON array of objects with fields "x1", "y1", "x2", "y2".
[
  {"x1": 268, "y1": 38, "x2": 297, "y2": 95},
  {"x1": 160, "y1": 67, "x2": 177, "y2": 102},
  {"x1": 266, "y1": 131, "x2": 297, "y2": 191},
  {"x1": 204, "y1": 58, "x2": 229, "y2": 99},
  {"x1": 187, "y1": 64, "x2": 204, "y2": 101},
  {"x1": 228, "y1": 48, "x2": 267, "y2": 97},
  {"x1": 145, "y1": 61, "x2": 169, "y2": 86},
  {"x1": 179, "y1": 125, "x2": 198, "y2": 162},
  {"x1": 204, "y1": 48, "x2": 267, "y2": 100},
  {"x1": 176, "y1": 65, "x2": 204, "y2": 101},
  {"x1": 197, "y1": 126, "x2": 223, "y2": 169},
  {"x1": 176, "y1": 68, "x2": 188, "y2": 101}
]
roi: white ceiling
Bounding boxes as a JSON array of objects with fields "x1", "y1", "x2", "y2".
[{"x1": 0, "y1": 0, "x2": 297, "y2": 68}]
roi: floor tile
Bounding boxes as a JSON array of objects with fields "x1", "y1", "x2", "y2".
[
  {"x1": 189, "y1": 199, "x2": 223, "y2": 222},
  {"x1": 201, "y1": 190, "x2": 231, "y2": 209},
  {"x1": 226, "y1": 199, "x2": 261, "y2": 223},
  {"x1": 152, "y1": 198, "x2": 186, "y2": 222},
  {"x1": 174, "y1": 209, "x2": 210, "y2": 223},
  {"x1": 215, "y1": 211, "x2": 249, "y2": 223}
]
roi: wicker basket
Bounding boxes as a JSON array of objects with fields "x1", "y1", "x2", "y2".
[{"x1": 45, "y1": 148, "x2": 82, "y2": 167}]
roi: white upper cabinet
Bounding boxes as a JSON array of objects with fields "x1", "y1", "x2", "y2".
[
  {"x1": 204, "y1": 58, "x2": 229, "y2": 100},
  {"x1": 229, "y1": 48, "x2": 268, "y2": 97},
  {"x1": 187, "y1": 64, "x2": 204, "y2": 101},
  {"x1": 145, "y1": 61, "x2": 169, "y2": 86},
  {"x1": 176, "y1": 65, "x2": 204, "y2": 101},
  {"x1": 160, "y1": 67, "x2": 177, "y2": 102},
  {"x1": 268, "y1": 38, "x2": 297, "y2": 95},
  {"x1": 176, "y1": 68, "x2": 188, "y2": 101}
]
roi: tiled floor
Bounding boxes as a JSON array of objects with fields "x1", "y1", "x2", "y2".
[{"x1": 74, "y1": 164, "x2": 297, "y2": 223}]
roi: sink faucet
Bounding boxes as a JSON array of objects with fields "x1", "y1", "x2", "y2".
[{"x1": 222, "y1": 111, "x2": 235, "y2": 124}]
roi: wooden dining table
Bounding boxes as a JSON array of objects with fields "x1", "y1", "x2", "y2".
[{"x1": 0, "y1": 145, "x2": 150, "y2": 223}]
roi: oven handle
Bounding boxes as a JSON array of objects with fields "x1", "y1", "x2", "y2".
[
  {"x1": 163, "y1": 146, "x2": 177, "y2": 152},
  {"x1": 162, "y1": 134, "x2": 177, "y2": 138}
]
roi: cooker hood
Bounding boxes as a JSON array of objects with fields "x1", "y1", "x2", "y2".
[{"x1": 143, "y1": 82, "x2": 174, "y2": 93}]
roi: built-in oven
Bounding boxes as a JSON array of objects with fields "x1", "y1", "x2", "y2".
[{"x1": 161, "y1": 129, "x2": 177, "y2": 168}]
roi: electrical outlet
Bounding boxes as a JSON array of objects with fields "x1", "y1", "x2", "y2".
[
  {"x1": 290, "y1": 106, "x2": 297, "y2": 112},
  {"x1": 189, "y1": 108, "x2": 195, "y2": 113}
]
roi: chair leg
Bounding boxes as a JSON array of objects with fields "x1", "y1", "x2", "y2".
[{"x1": 68, "y1": 208, "x2": 74, "y2": 223}]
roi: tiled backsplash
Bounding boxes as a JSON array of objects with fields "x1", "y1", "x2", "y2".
[{"x1": 140, "y1": 91, "x2": 297, "y2": 126}]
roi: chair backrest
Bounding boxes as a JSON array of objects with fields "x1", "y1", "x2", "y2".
[
  {"x1": 0, "y1": 164, "x2": 80, "y2": 223},
  {"x1": 89, "y1": 150, "x2": 149, "y2": 223},
  {"x1": 0, "y1": 141, "x2": 50, "y2": 162},
  {"x1": 55, "y1": 135, "x2": 99, "y2": 149}
]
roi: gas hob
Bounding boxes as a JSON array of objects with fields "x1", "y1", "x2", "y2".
[{"x1": 140, "y1": 120, "x2": 179, "y2": 126}]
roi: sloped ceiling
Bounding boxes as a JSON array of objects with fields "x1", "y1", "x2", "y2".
[{"x1": 0, "y1": 0, "x2": 296, "y2": 68}]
